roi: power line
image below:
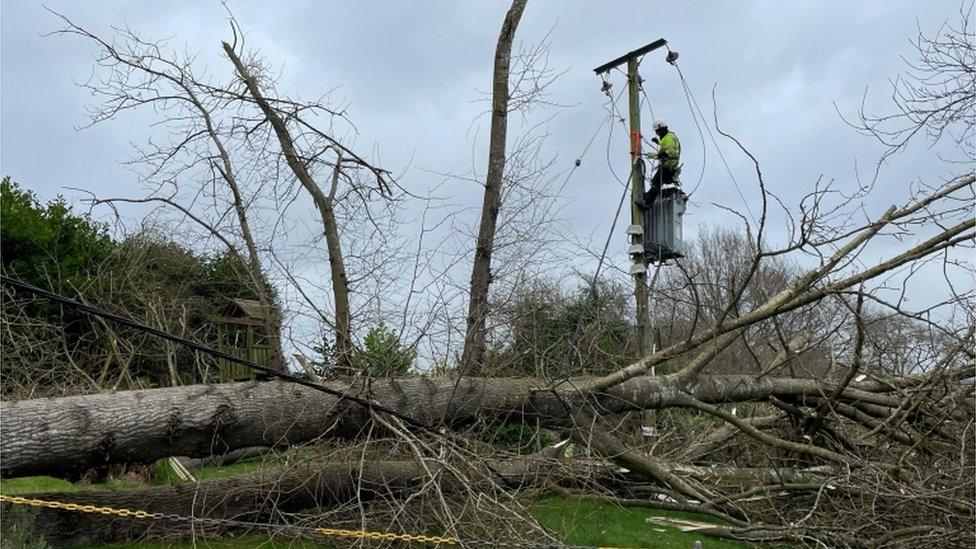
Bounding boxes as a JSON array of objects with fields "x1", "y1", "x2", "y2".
[
  {"x1": 649, "y1": 74, "x2": 707, "y2": 196},
  {"x1": 604, "y1": 78, "x2": 636, "y2": 188},
  {"x1": 636, "y1": 55, "x2": 657, "y2": 123},
  {"x1": 554, "y1": 109, "x2": 612, "y2": 195},
  {"x1": 670, "y1": 59, "x2": 759, "y2": 226},
  {"x1": 0, "y1": 276, "x2": 429, "y2": 429}
]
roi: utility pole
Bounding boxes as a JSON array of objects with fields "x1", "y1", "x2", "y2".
[
  {"x1": 594, "y1": 39, "x2": 666, "y2": 361},
  {"x1": 627, "y1": 57, "x2": 653, "y2": 359}
]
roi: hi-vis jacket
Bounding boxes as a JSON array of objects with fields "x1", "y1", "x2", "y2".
[{"x1": 646, "y1": 132, "x2": 680, "y2": 171}]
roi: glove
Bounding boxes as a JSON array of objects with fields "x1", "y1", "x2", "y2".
[{"x1": 651, "y1": 137, "x2": 660, "y2": 144}]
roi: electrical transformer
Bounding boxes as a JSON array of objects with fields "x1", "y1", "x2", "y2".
[{"x1": 642, "y1": 187, "x2": 686, "y2": 263}]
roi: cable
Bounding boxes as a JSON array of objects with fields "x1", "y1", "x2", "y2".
[
  {"x1": 636, "y1": 55, "x2": 656, "y2": 123},
  {"x1": 0, "y1": 275, "x2": 519, "y2": 488},
  {"x1": 554, "y1": 110, "x2": 612, "y2": 195},
  {"x1": 647, "y1": 78, "x2": 706, "y2": 196},
  {"x1": 637, "y1": 75, "x2": 658, "y2": 151},
  {"x1": 604, "y1": 82, "x2": 636, "y2": 188},
  {"x1": 550, "y1": 81, "x2": 626, "y2": 212},
  {"x1": 559, "y1": 75, "x2": 645, "y2": 371},
  {"x1": 0, "y1": 276, "x2": 429, "y2": 427},
  {"x1": 560, "y1": 160, "x2": 635, "y2": 369},
  {"x1": 670, "y1": 57, "x2": 759, "y2": 225}
]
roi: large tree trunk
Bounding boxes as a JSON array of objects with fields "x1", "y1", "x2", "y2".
[
  {"x1": 459, "y1": 0, "x2": 528, "y2": 376},
  {"x1": 221, "y1": 43, "x2": 354, "y2": 369},
  {"x1": 0, "y1": 373, "x2": 915, "y2": 479}
]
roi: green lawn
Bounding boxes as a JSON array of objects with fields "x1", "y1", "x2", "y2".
[
  {"x1": 0, "y1": 475, "x2": 138, "y2": 494},
  {"x1": 83, "y1": 498, "x2": 761, "y2": 549},
  {"x1": 532, "y1": 496, "x2": 758, "y2": 549}
]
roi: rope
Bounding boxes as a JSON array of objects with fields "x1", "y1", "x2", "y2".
[{"x1": 0, "y1": 494, "x2": 642, "y2": 549}]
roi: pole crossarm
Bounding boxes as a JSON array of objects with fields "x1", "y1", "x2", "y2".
[{"x1": 593, "y1": 38, "x2": 668, "y2": 75}]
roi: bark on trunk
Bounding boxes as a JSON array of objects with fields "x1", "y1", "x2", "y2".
[
  {"x1": 459, "y1": 0, "x2": 528, "y2": 376},
  {"x1": 1, "y1": 373, "x2": 907, "y2": 479},
  {"x1": 221, "y1": 42, "x2": 353, "y2": 369},
  {"x1": 175, "y1": 446, "x2": 271, "y2": 470}
]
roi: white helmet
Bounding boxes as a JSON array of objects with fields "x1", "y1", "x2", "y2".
[{"x1": 652, "y1": 119, "x2": 668, "y2": 131}]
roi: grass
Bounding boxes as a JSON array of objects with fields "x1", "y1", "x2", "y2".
[
  {"x1": 1, "y1": 455, "x2": 274, "y2": 496},
  {"x1": 154, "y1": 455, "x2": 272, "y2": 484},
  {"x1": 531, "y1": 496, "x2": 759, "y2": 549},
  {"x1": 0, "y1": 475, "x2": 138, "y2": 494}
]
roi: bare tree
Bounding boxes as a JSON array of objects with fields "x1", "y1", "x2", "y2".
[
  {"x1": 51, "y1": 14, "x2": 290, "y2": 372},
  {"x1": 848, "y1": 1, "x2": 975, "y2": 170},
  {"x1": 220, "y1": 37, "x2": 391, "y2": 369},
  {"x1": 459, "y1": 0, "x2": 529, "y2": 375},
  {"x1": 51, "y1": 11, "x2": 393, "y2": 373}
]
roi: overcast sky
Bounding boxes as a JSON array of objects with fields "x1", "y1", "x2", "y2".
[
  {"x1": 1, "y1": 1, "x2": 969, "y2": 357},
  {"x1": 3, "y1": 1, "x2": 961, "y2": 211}
]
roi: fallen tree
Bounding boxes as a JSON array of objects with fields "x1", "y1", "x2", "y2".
[
  {"x1": 3, "y1": 174, "x2": 972, "y2": 547},
  {"x1": 2, "y1": 370, "x2": 959, "y2": 479}
]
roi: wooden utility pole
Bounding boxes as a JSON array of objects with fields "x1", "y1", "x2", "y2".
[
  {"x1": 627, "y1": 57, "x2": 653, "y2": 358},
  {"x1": 594, "y1": 39, "x2": 666, "y2": 360}
]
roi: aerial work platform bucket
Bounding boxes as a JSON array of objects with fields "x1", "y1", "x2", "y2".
[{"x1": 642, "y1": 186, "x2": 686, "y2": 263}]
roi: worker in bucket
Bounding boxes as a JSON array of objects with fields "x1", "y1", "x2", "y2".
[{"x1": 641, "y1": 119, "x2": 681, "y2": 207}]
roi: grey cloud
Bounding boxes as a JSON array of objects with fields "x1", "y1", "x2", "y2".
[{"x1": 1, "y1": 1, "x2": 966, "y2": 326}]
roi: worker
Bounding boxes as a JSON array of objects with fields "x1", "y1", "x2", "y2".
[{"x1": 641, "y1": 119, "x2": 680, "y2": 207}]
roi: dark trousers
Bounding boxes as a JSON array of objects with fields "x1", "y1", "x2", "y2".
[{"x1": 643, "y1": 165, "x2": 677, "y2": 205}]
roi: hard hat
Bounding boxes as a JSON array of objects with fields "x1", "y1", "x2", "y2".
[{"x1": 652, "y1": 119, "x2": 668, "y2": 131}]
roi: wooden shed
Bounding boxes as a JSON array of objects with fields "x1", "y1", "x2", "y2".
[{"x1": 211, "y1": 298, "x2": 272, "y2": 381}]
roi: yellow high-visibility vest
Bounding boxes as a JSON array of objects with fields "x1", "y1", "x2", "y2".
[{"x1": 647, "y1": 132, "x2": 681, "y2": 171}]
